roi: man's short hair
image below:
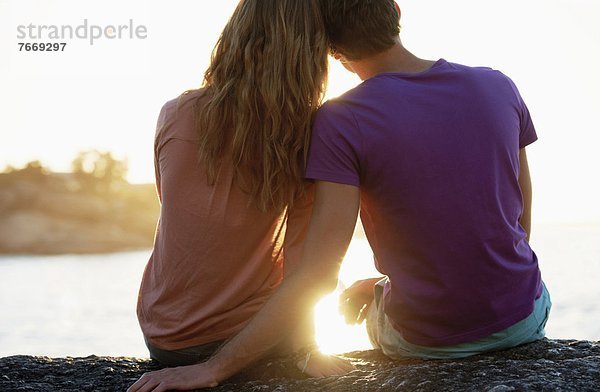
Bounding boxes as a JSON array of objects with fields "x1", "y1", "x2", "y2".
[{"x1": 320, "y1": 0, "x2": 400, "y2": 60}]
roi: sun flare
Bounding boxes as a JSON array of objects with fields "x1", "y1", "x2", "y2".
[{"x1": 314, "y1": 237, "x2": 382, "y2": 354}]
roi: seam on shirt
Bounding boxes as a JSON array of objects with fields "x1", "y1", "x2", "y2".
[
  {"x1": 335, "y1": 101, "x2": 366, "y2": 184},
  {"x1": 305, "y1": 169, "x2": 360, "y2": 187},
  {"x1": 156, "y1": 136, "x2": 198, "y2": 159}
]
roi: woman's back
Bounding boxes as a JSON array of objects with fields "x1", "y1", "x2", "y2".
[
  {"x1": 136, "y1": 0, "x2": 327, "y2": 358},
  {"x1": 137, "y1": 91, "x2": 310, "y2": 351}
]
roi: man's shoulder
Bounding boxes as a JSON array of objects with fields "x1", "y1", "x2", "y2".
[
  {"x1": 447, "y1": 60, "x2": 513, "y2": 84},
  {"x1": 315, "y1": 82, "x2": 370, "y2": 120},
  {"x1": 314, "y1": 98, "x2": 357, "y2": 128},
  {"x1": 317, "y1": 97, "x2": 352, "y2": 115}
]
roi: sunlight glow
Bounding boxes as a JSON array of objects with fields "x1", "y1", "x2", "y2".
[
  {"x1": 314, "y1": 292, "x2": 373, "y2": 355},
  {"x1": 314, "y1": 237, "x2": 382, "y2": 354},
  {"x1": 324, "y1": 59, "x2": 361, "y2": 101}
]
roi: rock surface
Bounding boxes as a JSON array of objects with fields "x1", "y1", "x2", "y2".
[{"x1": 1, "y1": 339, "x2": 598, "y2": 391}]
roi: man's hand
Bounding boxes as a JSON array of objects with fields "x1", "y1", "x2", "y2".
[
  {"x1": 339, "y1": 278, "x2": 381, "y2": 324},
  {"x1": 127, "y1": 363, "x2": 219, "y2": 392}
]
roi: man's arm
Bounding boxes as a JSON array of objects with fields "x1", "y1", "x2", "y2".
[
  {"x1": 128, "y1": 181, "x2": 360, "y2": 391},
  {"x1": 518, "y1": 148, "x2": 532, "y2": 241},
  {"x1": 277, "y1": 184, "x2": 317, "y2": 356}
]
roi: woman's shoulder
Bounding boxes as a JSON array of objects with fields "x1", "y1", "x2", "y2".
[
  {"x1": 179, "y1": 88, "x2": 209, "y2": 105},
  {"x1": 160, "y1": 88, "x2": 208, "y2": 116},
  {"x1": 155, "y1": 88, "x2": 209, "y2": 144}
]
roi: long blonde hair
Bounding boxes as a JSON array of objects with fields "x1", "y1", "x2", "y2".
[{"x1": 196, "y1": 0, "x2": 328, "y2": 212}]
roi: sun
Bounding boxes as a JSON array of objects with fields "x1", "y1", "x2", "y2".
[{"x1": 313, "y1": 236, "x2": 382, "y2": 354}]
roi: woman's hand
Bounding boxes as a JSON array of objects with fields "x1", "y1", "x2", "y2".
[
  {"x1": 127, "y1": 362, "x2": 220, "y2": 392},
  {"x1": 339, "y1": 277, "x2": 382, "y2": 324},
  {"x1": 296, "y1": 351, "x2": 355, "y2": 377}
]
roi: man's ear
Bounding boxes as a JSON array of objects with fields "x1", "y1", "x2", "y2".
[
  {"x1": 330, "y1": 47, "x2": 346, "y2": 62},
  {"x1": 331, "y1": 48, "x2": 356, "y2": 74},
  {"x1": 394, "y1": 1, "x2": 401, "y2": 19}
]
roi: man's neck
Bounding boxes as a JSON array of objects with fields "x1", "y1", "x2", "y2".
[{"x1": 347, "y1": 40, "x2": 437, "y2": 81}]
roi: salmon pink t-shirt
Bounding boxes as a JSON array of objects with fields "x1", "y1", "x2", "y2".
[{"x1": 137, "y1": 90, "x2": 312, "y2": 351}]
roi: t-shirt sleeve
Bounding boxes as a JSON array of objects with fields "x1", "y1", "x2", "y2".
[
  {"x1": 154, "y1": 102, "x2": 169, "y2": 203},
  {"x1": 505, "y1": 76, "x2": 538, "y2": 148},
  {"x1": 305, "y1": 101, "x2": 362, "y2": 186}
]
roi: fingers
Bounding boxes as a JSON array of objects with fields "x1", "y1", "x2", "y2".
[
  {"x1": 127, "y1": 373, "x2": 151, "y2": 392},
  {"x1": 128, "y1": 364, "x2": 220, "y2": 392},
  {"x1": 128, "y1": 372, "x2": 167, "y2": 392},
  {"x1": 339, "y1": 281, "x2": 362, "y2": 301},
  {"x1": 298, "y1": 353, "x2": 356, "y2": 378},
  {"x1": 356, "y1": 301, "x2": 371, "y2": 324},
  {"x1": 324, "y1": 357, "x2": 356, "y2": 376},
  {"x1": 322, "y1": 358, "x2": 354, "y2": 376},
  {"x1": 340, "y1": 297, "x2": 368, "y2": 324},
  {"x1": 339, "y1": 278, "x2": 377, "y2": 325},
  {"x1": 332, "y1": 358, "x2": 356, "y2": 374}
]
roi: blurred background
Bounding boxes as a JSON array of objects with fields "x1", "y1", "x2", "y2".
[{"x1": 0, "y1": 0, "x2": 598, "y2": 357}]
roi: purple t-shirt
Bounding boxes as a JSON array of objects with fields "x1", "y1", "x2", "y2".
[{"x1": 306, "y1": 59, "x2": 542, "y2": 347}]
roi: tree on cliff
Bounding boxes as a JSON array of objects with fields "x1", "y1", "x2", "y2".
[
  {"x1": 0, "y1": 161, "x2": 49, "y2": 187},
  {"x1": 71, "y1": 150, "x2": 129, "y2": 195}
]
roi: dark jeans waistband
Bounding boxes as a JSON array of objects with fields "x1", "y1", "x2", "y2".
[{"x1": 145, "y1": 338, "x2": 225, "y2": 367}]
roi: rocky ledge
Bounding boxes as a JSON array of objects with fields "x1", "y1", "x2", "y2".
[{"x1": 1, "y1": 339, "x2": 598, "y2": 391}]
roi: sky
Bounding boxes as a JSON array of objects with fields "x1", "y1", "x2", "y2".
[{"x1": 1, "y1": 0, "x2": 599, "y2": 223}]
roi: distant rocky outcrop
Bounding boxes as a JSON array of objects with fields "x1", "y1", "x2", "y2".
[
  {"x1": 1, "y1": 339, "x2": 598, "y2": 391},
  {"x1": 0, "y1": 159, "x2": 159, "y2": 255}
]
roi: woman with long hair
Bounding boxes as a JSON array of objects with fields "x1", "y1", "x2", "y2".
[{"x1": 130, "y1": 1, "x2": 352, "y2": 390}]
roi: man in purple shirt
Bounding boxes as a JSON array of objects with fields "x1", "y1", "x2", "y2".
[
  {"x1": 126, "y1": 1, "x2": 551, "y2": 388},
  {"x1": 313, "y1": 0, "x2": 551, "y2": 359}
]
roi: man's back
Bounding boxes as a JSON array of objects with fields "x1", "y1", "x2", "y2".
[{"x1": 306, "y1": 59, "x2": 542, "y2": 346}]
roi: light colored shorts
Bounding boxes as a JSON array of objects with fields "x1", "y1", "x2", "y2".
[{"x1": 366, "y1": 279, "x2": 551, "y2": 359}]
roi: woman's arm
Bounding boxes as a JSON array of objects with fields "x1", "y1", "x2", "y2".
[
  {"x1": 128, "y1": 181, "x2": 360, "y2": 391},
  {"x1": 207, "y1": 181, "x2": 360, "y2": 380},
  {"x1": 283, "y1": 183, "x2": 355, "y2": 376}
]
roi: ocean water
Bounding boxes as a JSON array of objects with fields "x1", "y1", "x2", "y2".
[{"x1": 0, "y1": 223, "x2": 598, "y2": 358}]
